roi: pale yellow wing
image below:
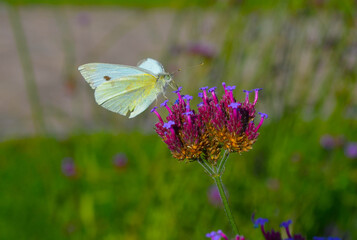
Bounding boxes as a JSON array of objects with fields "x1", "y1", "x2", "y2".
[
  {"x1": 78, "y1": 63, "x2": 156, "y2": 89},
  {"x1": 94, "y1": 74, "x2": 160, "y2": 118}
]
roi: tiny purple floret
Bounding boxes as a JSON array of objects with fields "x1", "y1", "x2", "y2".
[
  {"x1": 173, "y1": 86, "x2": 183, "y2": 104},
  {"x1": 280, "y1": 219, "x2": 292, "y2": 228},
  {"x1": 172, "y1": 86, "x2": 182, "y2": 94},
  {"x1": 226, "y1": 86, "x2": 236, "y2": 91},
  {"x1": 225, "y1": 86, "x2": 236, "y2": 101},
  {"x1": 255, "y1": 112, "x2": 268, "y2": 133},
  {"x1": 253, "y1": 88, "x2": 263, "y2": 105},
  {"x1": 255, "y1": 218, "x2": 268, "y2": 226},
  {"x1": 200, "y1": 86, "x2": 208, "y2": 103},
  {"x1": 243, "y1": 90, "x2": 253, "y2": 104},
  {"x1": 252, "y1": 216, "x2": 268, "y2": 228},
  {"x1": 208, "y1": 87, "x2": 217, "y2": 92},
  {"x1": 222, "y1": 82, "x2": 227, "y2": 94},
  {"x1": 160, "y1": 100, "x2": 173, "y2": 115},
  {"x1": 183, "y1": 111, "x2": 193, "y2": 116},
  {"x1": 183, "y1": 95, "x2": 193, "y2": 101},
  {"x1": 163, "y1": 120, "x2": 175, "y2": 129},
  {"x1": 228, "y1": 102, "x2": 240, "y2": 109},
  {"x1": 151, "y1": 107, "x2": 163, "y2": 123},
  {"x1": 280, "y1": 219, "x2": 293, "y2": 238},
  {"x1": 258, "y1": 112, "x2": 268, "y2": 119},
  {"x1": 209, "y1": 87, "x2": 219, "y2": 104},
  {"x1": 160, "y1": 100, "x2": 169, "y2": 107}
]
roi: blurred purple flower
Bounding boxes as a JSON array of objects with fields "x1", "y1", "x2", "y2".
[
  {"x1": 266, "y1": 178, "x2": 280, "y2": 191},
  {"x1": 113, "y1": 153, "x2": 128, "y2": 169},
  {"x1": 186, "y1": 42, "x2": 217, "y2": 59},
  {"x1": 65, "y1": 223, "x2": 76, "y2": 235},
  {"x1": 208, "y1": 185, "x2": 222, "y2": 206},
  {"x1": 344, "y1": 142, "x2": 357, "y2": 159},
  {"x1": 76, "y1": 12, "x2": 91, "y2": 26},
  {"x1": 291, "y1": 152, "x2": 301, "y2": 162},
  {"x1": 61, "y1": 157, "x2": 77, "y2": 178},
  {"x1": 320, "y1": 135, "x2": 335, "y2": 150}
]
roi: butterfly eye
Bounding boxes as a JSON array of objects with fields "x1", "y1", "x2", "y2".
[{"x1": 164, "y1": 75, "x2": 171, "y2": 81}]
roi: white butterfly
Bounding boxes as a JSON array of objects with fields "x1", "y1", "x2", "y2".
[{"x1": 78, "y1": 58, "x2": 175, "y2": 118}]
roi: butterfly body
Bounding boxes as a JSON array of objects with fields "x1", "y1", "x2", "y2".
[{"x1": 78, "y1": 58, "x2": 172, "y2": 118}]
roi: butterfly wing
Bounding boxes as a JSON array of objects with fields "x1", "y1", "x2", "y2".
[
  {"x1": 78, "y1": 63, "x2": 152, "y2": 89},
  {"x1": 137, "y1": 58, "x2": 165, "y2": 75},
  {"x1": 94, "y1": 74, "x2": 160, "y2": 118}
]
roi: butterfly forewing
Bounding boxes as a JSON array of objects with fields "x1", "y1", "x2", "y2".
[{"x1": 78, "y1": 63, "x2": 155, "y2": 89}]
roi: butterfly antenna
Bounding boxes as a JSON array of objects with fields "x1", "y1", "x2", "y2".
[{"x1": 170, "y1": 62, "x2": 204, "y2": 76}]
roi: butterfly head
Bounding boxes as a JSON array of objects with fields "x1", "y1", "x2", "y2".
[{"x1": 158, "y1": 73, "x2": 172, "y2": 83}]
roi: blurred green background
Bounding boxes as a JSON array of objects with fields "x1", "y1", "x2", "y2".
[{"x1": 0, "y1": 0, "x2": 356, "y2": 239}]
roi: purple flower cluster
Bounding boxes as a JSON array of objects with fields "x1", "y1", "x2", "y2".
[
  {"x1": 252, "y1": 215, "x2": 341, "y2": 240},
  {"x1": 152, "y1": 83, "x2": 267, "y2": 163},
  {"x1": 252, "y1": 215, "x2": 305, "y2": 240},
  {"x1": 206, "y1": 230, "x2": 245, "y2": 240}
]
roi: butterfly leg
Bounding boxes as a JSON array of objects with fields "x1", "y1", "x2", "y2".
[
  {"x1": 163, "y1": 93, "x2": 168, "y2": 100},
  {"x1": 168, "y1": 81, "x2": 178, "y2": 91}
]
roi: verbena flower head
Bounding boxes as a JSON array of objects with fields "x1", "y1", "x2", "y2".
[
  {"x1": 153, "y1": 84, "x2": 267, "y2": 163},
  {"x1": 252, "y1": 214, "x2": 305, "y2": 240}
]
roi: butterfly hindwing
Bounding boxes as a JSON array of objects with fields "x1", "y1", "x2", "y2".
[{"x1": 94, "y1": 74, "x2": 160, "y2": 118}]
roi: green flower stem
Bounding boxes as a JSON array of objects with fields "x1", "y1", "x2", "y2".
[
  {"x1": 198, "y1": 159, "x2": 214, "y2": 176},
  {"x1": 218, "y1": 150, "x2": 230, "y2": 175},
  {"x1": 197, "y1": 154, "x2": 238, "y2": 235},
  {"x1": 213, "y1": 175, "x2": 239, "y2": 236}
]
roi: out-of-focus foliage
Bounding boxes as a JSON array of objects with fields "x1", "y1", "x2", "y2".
[{"x1": 0, "y1": 112, "x2": 356, "y2": 239}]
